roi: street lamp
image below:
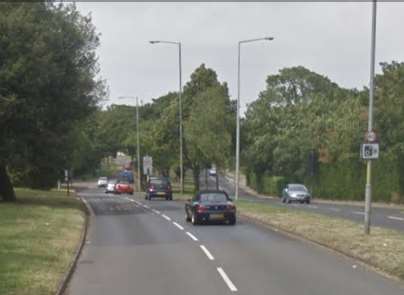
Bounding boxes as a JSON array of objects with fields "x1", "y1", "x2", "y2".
[
  {"x1": 235, "y1": 36, "x2": 274, "y2": 201},
  {"x1": 118, "y1": 96, "x2": 142, "y2": 193},
  {"x1": 364, "y1": 0, "x2": 377, "y2": 235},
  {"x1": 149, "y1": 40, "x2": 184, "y2": 194}
]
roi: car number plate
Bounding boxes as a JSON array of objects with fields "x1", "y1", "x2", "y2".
[
  {"x1": 157, "y1": 192, "x2": 165, "y2": 196},
  {"x1": 209, "y1": 213, "x2": 224, "y2": 220}
]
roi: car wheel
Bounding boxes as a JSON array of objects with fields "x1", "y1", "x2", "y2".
[
  {"x1": 287, "y1": 198, "x2": 292, "y2": 204},
  {"x1": 281, "y1": 197, "x2": 286, "y2": 203},
  {"x1": 228, "y1": 215, "x2": 236, "y2": 225},
  {"x1": 306, "y1": 199, "x2": 311, "y2": 204},
  {"x1": 191, "y1": 212, "x2": 199, "y2": 225}
]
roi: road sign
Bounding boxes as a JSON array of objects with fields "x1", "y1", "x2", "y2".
[
  {"x1": 364, "y1": 130, "x2": 378, "y2": 143},
  {"x1": 64, "y1": 169, "x2": 69, "y2": 182},
  {"x1": 143, "y1": 156, "x2": 153, "y2": 175},
  {"x1": 361, "y1": 143, "x2": 379, "y2": 160}
]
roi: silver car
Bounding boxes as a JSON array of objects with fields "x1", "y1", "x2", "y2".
[{"x1": 282, "y1": 184, "x2": 311, "y2": 204}]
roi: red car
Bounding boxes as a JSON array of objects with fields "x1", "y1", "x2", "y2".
[{"x1": 115, "y1": 181, "x2": 134, "y2": 195}]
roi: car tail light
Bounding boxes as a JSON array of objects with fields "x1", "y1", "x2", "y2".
[{"x1": 196, "y1": 204, "x2": 208, "y2": 213}]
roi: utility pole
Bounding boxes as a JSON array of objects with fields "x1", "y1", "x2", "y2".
[
  {"x1": 149, "y1": 40, "x2": 184, "y2": 194},
  {"x1": 364, "y1": 0, "x2": 377, "y2": 235},
  {"x1": 136, "y1": 97, "x2": 141, "y2": 192},
  {"x1": 235, "y1": 37, "x2": 274, "y2": 201}
]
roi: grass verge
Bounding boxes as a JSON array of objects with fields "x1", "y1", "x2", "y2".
[
  {"x1": 236, "y1": 200, "x2": 404, "y2": 281},
  {"x1": 0, "y1": 188, "x2": 85, "y2": 295}
]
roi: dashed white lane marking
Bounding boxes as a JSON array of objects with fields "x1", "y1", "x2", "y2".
[
  {"x1": 143, "y1": 204, "x2": 150, "y2": 209},
  {"x1": 162, "y1": 214, "x2": 171, "y2": 221},
  {"x1": 353, "y1": 211, "x2": 365, "y2": 215},
  {"x1": 217, "y1": 267, "x2": 238, "y2": 292},
  {"x1": 388, "y1": 216, "x2": 404, "y2": 221},
  {"x1": 307, "y1": 205, "x2": 318, "y2": 209},
  {"x1": 173, "y1": 222, "x2": 184, "y2": 230},
  {"x1": 186, "y1": 232, "x2": 199, "y2": 241},
  {"x1": 152, "y1": 209, "x2": 161, "y2": 215},
  {"x1": 200, "y1": 245, "x2": 215, "y2": 260}
]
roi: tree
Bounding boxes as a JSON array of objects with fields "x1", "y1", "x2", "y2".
[{"x1": 0, "y1": 2, "x2": 104, "y2": 201}]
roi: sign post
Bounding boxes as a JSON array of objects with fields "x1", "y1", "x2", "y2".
[{"x1": 64, "y1": 169, "x2": 69, "y2": 196}]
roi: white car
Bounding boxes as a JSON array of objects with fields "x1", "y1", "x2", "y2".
[
  {"x1": 97, "y1": 177, "x2": 108, "y2": 187},
  {"x1": 209, "y1": 168, "x2": 217, "y2": 176},
  {"x1": 105, "y1": 180, "x2": 117, "y2": 194}
]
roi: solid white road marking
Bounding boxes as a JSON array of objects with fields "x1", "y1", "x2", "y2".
[
  {"x1": 353, "y1": 211, "x2": 365, "y2": 215},
  {"x1": 326, "y1": 207, "x2": 341, "y2": 212},
  {"x1": 388, "y1": 216, "x2": 404, "y2": 221},
  {"x1": 173, "y1": 222, "x2": 184, "y2": 230},
  {"x1": 217, "y1": 267, "x2": 238, "y2": 292},
  {"x1": 200, "y1": 245, "x2": 215, "y2": 260},
  {"x1": 162, "y1": 214, "x2": 171, "y2": 221},
  {"x1": 186, "y1": 232, "x2": 199, "y2": 241}
]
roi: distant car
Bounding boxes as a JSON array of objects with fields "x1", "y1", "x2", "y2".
[
  {"x1": 145, "y1": 177, "x2": 172, "y2": 200},
  {"x1": 282, "y1": 184, "x2": 311, "y2": 204},
  {"x1": 185, "y1": 190, "x2": 236, "y2": 225},
  {"x1": 208, "y1": 168, "x2": 217, "y2": 176},
  {"x1": 105, "y1": 179, "x2": 117, "y2": 194},
  {"x1": 97, "y1": 177, "x2": 108, "y2": 187},
  {"x1": 115, "y1": 180, "x2": 134, "y2": 195}
]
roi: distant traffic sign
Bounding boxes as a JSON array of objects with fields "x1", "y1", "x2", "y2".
[
  {"x1": 361, "y1": 143, "x2": 379, "y2": 160},
  {"x1": 364, "y1": 130, "x2": 378, "y2": 143}
]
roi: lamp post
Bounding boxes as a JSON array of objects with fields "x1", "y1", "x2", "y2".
[
  {"x1": 149, "y1": 40, "x2": 184, "y2": 194},
  {"x1": 235, "y1": 37, "x2": 274, "y2": 201},
  {"x1": 364, "y1": 0, "x2": 377, "y2": 235}
]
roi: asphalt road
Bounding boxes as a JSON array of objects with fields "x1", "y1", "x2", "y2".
[
  {"x1": 204, "y1": 173, "x2": 404, "y2": 232},
  {"x1": 67, "y1": 187, "x2": 404, "y2": 295}
]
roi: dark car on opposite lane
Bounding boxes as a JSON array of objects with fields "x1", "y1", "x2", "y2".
[
  {"x1": 145, "y1": 177, "x2": 172, "y2": 200},
  {"x1": 185, "y1": 190, "x2": 236, "y2": 225}
]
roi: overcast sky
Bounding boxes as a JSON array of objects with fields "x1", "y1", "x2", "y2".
[{"x1": 76, "y1": 2, "x2": 404, "y2": 112}]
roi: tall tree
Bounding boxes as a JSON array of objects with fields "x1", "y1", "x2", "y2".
[{"x1": 0, "y1": 2, "x2": 104, "y2": 201}]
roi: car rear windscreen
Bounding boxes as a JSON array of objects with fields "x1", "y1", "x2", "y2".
[{"x1": 200, "y1": 193, "x2": 228, "y2": 203}]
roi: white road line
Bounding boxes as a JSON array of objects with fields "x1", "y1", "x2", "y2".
[
  {"x1": 388, "y1": 216, "x2": 404, "y2": 221},
  {"x1": 152, "y1": 209, "x2": 161, "y2": 215},
  {"x1": 200, "y1": 245, "x2": 215, "y2": 260},
  {"x1": 173, "y1": 222, "x2": 184, "y2": 230},
  {"x1": 326, "y1": 207, "x2": 341, "y2": 212},
  {"x1": 307, "y1": 205, "x2": 318, "y2": 209},
  {"x1": 353, "y1": 211, "x2": 365, "y2": 215},
  {"x1": 162, "y1": 214, "x2": 171, "y2": 221},
  {"x1": 143, "y1": 205, "x2": 150, "y2": 209},
  {"x1": 217, "y1": 267, "x2": 238, "y2": 292},
  {"x1": 186, "y1": 232, "x2": 199, "y2": 241}
]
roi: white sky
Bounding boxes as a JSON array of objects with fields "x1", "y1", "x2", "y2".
[{"x1": 76, "y1": 2, "x2": 404, "y2": 112}]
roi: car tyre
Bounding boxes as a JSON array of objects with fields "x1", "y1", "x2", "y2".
[
  {"x1": 287, "y1": 198, "x2": 292, "y2": 204},
  {"x1": 228, "y1": 215, "x2": 236, "y2": 225},
  {"x1": 306, "y1": 199, "x2": 311, "y2": 204}
]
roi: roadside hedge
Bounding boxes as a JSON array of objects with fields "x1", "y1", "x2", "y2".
[{"x1": 246, "y1": 154, "x2": 404, "y2": 203}]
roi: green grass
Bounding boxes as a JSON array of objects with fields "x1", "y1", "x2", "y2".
[
  {"x1": 0, "y1": 188, "x2": 85, "y2": 295},
  {"x1": 237, "y1": 200, "x2": 404, "y2": 280}
]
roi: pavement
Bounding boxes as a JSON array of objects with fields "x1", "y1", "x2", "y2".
[
  {"x1": 66, "y1": 186, "x2": 404, "y2": 295},
  {"x1": 208, "y1": 173, "x2": 404, "y2": 232}
]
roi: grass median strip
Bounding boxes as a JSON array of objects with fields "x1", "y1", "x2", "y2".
[
  {"x1": 0, "y1": 188, "x2": 85, "y2": 295},
  {"x1": 236, "y1": 200, "x2": 404, "y2": 281}
]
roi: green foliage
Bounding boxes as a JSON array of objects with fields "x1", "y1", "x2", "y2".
[
  {"x1": 243, "y1": 64, "x2": 404, "y2": 203},
  {"x1": 0, "y1": 2, "x2": 104, "y2": 195}
]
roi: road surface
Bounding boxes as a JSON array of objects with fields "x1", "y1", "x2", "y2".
[
  {"x1": 67, "y1": 187, "x2": 404, "y2": 295},
  {"x1": 205, "y1": 172, "x2": 404, "y2": 232}
]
